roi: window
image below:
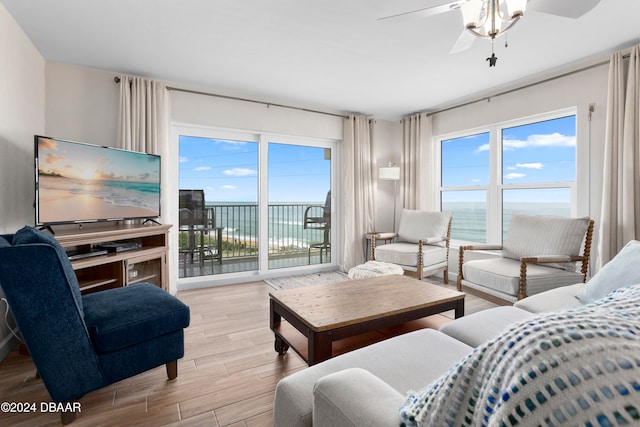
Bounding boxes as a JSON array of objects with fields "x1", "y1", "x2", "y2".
[{"x1": 439, "y1": 112, "x2": 577, "y2": 243}]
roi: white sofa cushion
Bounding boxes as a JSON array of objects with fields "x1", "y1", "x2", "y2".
[
  {"x1": 374, "y1": 243, "x2": 447, "y2": 268},
  {"x1": 514, "y1": 282, "x2": 585, "y2": 313},
  {"x1": 439, "y1": 306, "x2": 534, "y2": 347},
  {"x1": 397, "y1": 209, "x2": 450, "y2": 246},
  {"x1": 273, "y1": 328, "x2": 472, "y2": 427},
  {"x1": 502, "y1": 214, "x2": 590, "y2": 271},
  {"x1": 313, "y1": 368, "x2": 404, "y2": 427},
  {"x1": 576, "y1": 239, "x2": 640, "y2": 304},
  {"x1": 462, "y1": 257, "x2": 584, "y2": 299}
]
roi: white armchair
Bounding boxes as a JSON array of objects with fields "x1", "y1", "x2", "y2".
[
  {"x1": 369, "y1": 209, "x2": 452, "y2": 283},
  {"x1": 457, "y1": 214, "x2": 595, "y2": 304}
]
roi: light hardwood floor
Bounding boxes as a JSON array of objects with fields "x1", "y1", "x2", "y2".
[{"x1": 0, "y1": 279, "x2": 496, "y2": 426}]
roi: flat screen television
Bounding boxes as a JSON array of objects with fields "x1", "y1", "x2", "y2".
[{"x1": 35, "y1": 135, "x2": 161, "y2": 226}]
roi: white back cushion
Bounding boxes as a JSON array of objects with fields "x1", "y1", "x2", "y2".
[
  {"x1": 397, "y1": 210, "x2": 451, "y2": 245},
  {"x1": 576, "y1": 240, "x2": 640, "y2": 303},
  {"x1": 502, "y1": 214, "x2": 590, "y2": 271}
]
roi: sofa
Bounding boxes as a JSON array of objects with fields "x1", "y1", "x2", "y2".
[{"x1": 273, "y1": 240, "x2": 640, "y2": 426}]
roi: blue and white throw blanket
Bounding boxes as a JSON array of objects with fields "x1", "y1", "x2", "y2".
[{"x1": 400, "y1": 284, "x2": 640, "y2": 427}]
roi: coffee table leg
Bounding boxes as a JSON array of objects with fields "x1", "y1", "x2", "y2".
[
  {"x1": 270, "y1": 299, "x2": 289, "y2": 355},
  {"x1": 274, "y1": 335, "x2": 289, "y2": 355},
  {"x1": 308, "y1": 331, "x2": 332, "y2": 365},
  {"x1": 454, "y1": 298, "x2": 465, "y2": 319}
]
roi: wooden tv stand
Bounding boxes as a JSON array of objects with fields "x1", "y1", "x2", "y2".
[{"x1": 53, "y1": 224, "x2": 171, "y2": 294}]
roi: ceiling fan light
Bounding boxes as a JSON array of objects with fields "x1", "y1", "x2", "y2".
[
  {"x1": 461, "y1": 0, "x2": 484, "y2": 28},
  {"x1": 505, "y1": 0, "x2": 527, "y2": 18}
]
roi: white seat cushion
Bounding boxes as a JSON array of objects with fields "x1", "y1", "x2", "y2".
[
  {"x1": 514, "y1": 283, "x2": 585, "y2": 313},
  {"x1": 439, "y1": 306, "x2": 534, "y2": 347},
  {"x1": 375, "y1": 243, "x2": 447, "y2": 268},
  {"x1": 462, "y1": 257, "x2": 584, "y2": 298}
]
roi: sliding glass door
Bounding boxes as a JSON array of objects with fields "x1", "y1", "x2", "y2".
[
  {"x1": 178, "y1": 133, "x2": 259, "y2": 278},
  {"x1": 177, "y1": 128, "x2": 335, "y2": 279},
  {"x1": 267, "y1": 142, "x2": 332, "y2": 269}
]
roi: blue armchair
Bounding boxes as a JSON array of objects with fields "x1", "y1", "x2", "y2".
[{"x1": 0, "y1": 226, "x2": 190, "y2": 424}]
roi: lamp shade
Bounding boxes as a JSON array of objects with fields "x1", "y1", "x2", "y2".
[{"x1": 379, "y1": 166, "x2": 400, "y2": 181}]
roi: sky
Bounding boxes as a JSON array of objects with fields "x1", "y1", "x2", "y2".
[
  {"x1": 441, "y1": 114, "x2": 576, "y2": 203},
  {"x1": 179, "y1": 136, "x2": 331, "y2": 203},
  {"x1": 38, "y1": 137, "x2": 160, "y2": 182}
]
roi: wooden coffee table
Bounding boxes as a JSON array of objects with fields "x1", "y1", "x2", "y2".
[{"x1": 269, "y1": 275, "x2": 465, "y2": 365}]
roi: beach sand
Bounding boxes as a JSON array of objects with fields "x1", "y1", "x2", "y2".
[{"x1": 39, "y1": 188, "x2": 157, "y2": 223}]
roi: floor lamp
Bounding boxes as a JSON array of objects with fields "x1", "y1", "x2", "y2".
[{"x1": 379, "y1": 162, "x2": 401, "y2": 232}]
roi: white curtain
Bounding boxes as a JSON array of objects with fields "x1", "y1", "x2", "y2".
[
  {"x1": 342, "y1": 115, "x2": 375, "y2": 271},
  {"x1": 401, "y1": 112, "x2": 434, "y2": 211},
  {"x1": 117, "y1": 75, "x2": 170, "y2": 155},
  {"x1": 597, "y1": 45, "x2": 640, "y2": 269}
]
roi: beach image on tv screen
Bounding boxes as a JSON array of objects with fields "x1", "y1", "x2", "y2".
[{"x1": 37, "y1": 137, "x2": 160, "y2": 224}]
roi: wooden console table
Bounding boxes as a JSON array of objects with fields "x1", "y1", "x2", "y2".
[{"x1": 54, "y1": 224, "x2": 171, "y2": 294}]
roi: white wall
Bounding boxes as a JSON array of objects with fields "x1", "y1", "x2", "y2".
[
  {"x1": 0, "y1": 3, "x2": 45, "y2": 360},
  {"x1": 45, "y1": 62, "x2": 120, "y2": 147},
  {"x1": 0, "y1": 4, "x2": 45, "y2": 234}
]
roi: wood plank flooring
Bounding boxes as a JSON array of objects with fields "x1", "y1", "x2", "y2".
[{"x1": 0, "y1": 280, "x2": 496, "y2": 426}]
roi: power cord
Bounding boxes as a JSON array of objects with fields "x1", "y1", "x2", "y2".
[{"x1": 1, "y1": 298, "x2": 21, "y2": 342}]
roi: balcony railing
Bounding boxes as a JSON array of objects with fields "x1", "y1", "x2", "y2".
[{"x1": 178, "y1": 203, "x2": 330, "y2": 277}]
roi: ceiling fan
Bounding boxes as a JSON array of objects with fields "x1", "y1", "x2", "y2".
[{"x1": 380, "y1": 0, "x2": 601, "y2": 59}]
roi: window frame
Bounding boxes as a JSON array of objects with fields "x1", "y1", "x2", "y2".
[{"x1": 436, "y1": 107, "x2": 579, "y2": 244}]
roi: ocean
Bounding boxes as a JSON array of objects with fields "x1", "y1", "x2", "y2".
[
  {"x1": 207, "y1": 201, "x2": 571, "y2": 249},
  {"x1": 444, "y1": 202, "x2": 571, "y2": 242},
  {"x1": 209, "y1": 202, "x2": 327, "y2": 250}
]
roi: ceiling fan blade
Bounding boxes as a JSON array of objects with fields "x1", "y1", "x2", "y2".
[
  {"x1": 450, "y1": 29, "x2": 475, "y2": 54},
  {"x1": 528, "y1": 0, "x2": 601, "y2": 19},
  {"x1": 378, "y1": 0, "x2": 466, "y2": 21}
]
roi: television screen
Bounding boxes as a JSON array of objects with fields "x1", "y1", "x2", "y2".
[{"x1": 35, "y1": 135, "x2": 161, "y2": 225}]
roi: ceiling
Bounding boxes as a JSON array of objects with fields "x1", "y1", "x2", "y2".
[{"x1": 3, "y1": 0, "x2": 640, "y2": 120}]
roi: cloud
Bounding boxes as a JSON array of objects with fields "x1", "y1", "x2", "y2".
[
  {"x1": 193, "y1": 166, "x2": 211, "y2": 171},
  {"x1": 504, "y1": 173, "x2": 526, "y2": 179},
  {"x1": 179, "y1": 156, "x2": 188, "y2": 163},
  {"x1": 220, "y1": 185, "x2": 237, "y2": 190},
  {"x1": 38, "y1": 138, "x2": 58, "y2": 151},
  {"x1": 516, "y1": 162, "x2": 543, "y2": 169},
  {"x1": 475, "y1": 132, "x2": 575, "y2": 153},
  {"x1": 45, "y1": 153, "x2": 65, "y2": 164},
  {"x1": 217, "y1": 140, "x2": 248, "y2": 151},
  {"x1": 503, "y1": 133, "x2": 575, "y2": 150},
  {"x1": 476, "y1": 143, "x2": 490, "y2": 152},
  {"x1": 224, "y1": 168, "x2": 256, "y2": 176}
]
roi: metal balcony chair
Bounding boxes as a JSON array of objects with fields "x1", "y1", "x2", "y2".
[{"x1": 304, "y1": 205, "x2": 330, "y2": 263}]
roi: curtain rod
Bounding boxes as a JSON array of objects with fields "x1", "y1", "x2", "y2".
[
  {"x1": 423, "y1": 53, "x2": 630, "y2": 117},
  {"x1": 114, "y1": 76, "x2": 348, "y2": 118},
  {"x1": 168, "y1": 86, "x2": 349, "y2": 119}
]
